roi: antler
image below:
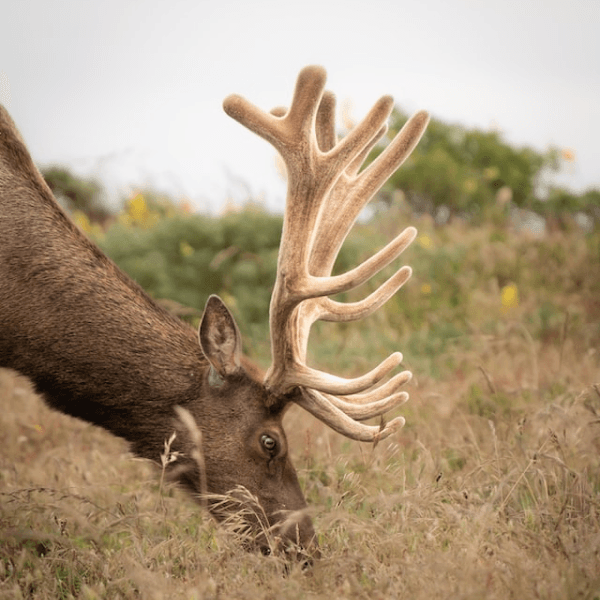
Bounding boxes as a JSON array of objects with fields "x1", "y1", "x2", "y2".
[{"x1": 223, "y1": 66, "x2": 429, "y2": 442}]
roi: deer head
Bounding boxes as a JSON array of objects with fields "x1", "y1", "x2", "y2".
[{"x1": 0, "y1": 66, "x2": 428, "y2": 557}]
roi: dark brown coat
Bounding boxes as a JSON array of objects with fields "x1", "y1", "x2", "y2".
[{"x1": 0, "y1": 105, "x2": 314, "y2": 553}]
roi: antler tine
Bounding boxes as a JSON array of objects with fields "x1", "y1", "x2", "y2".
[
  {"x1": 318, "y1": 265, "x2": 413, "y2": 322},
  {"x1": 223, "y1": 94, "x2": 285, "y2": 150},
  {"x1": 223, "y1": 65, "x2": 327, "y2": 156},
  {"x1": 296, "y1": 388, "x2": 406, "y2": 442},
  {"x1": 318, "y1": 390, "x2": 409, "y2": 421},
  {"x1": 285, "y1": 351, "x2": 403, "y2": 396},
  {"x1": 342, "y1": 369, "x2": 413, "y2": 403},
  {"x1": 308, "y1": 111, "x2": 429, "y2": 282},
  {"x1": 315, "y1": 90, "x2": 337, "y2": 152},
  {"x1": 285, "y1": 65, "x2": 328, "y2": 135},
  {"x1": 349, "y1": 110, "x2": 430, "y2": 213},
  {"x1": 308, "y1": 119, "x2": 388, "y2": 277},
  {"x1": 224, "y1": 66, "x2": 428, "y2": 443},
  {"x1": 324, "y1": 95, "x2": 394, "y2": 177},
  {"x1": 304, "y1": 225, "x2": 418, "y2": 299},
  {"x1": 300, "y1": 370, "x2": 413, "y2": 436}
]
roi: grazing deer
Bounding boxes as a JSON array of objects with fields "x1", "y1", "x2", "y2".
[{"x1": 0, "y1": 66, "x2": 428, "y2": 556}]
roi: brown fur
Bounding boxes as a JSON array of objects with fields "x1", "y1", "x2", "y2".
[{"x1": 0, "y1": 105, "x2": 315, "y2": 553}]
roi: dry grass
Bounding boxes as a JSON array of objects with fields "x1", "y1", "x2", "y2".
[{"x1": 1, "y1": 224, "x2": 600, "y2": 599}]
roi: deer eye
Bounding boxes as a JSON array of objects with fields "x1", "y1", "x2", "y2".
[{"x1": 260, "y1": 434, "x2": 277, "y2": 455}]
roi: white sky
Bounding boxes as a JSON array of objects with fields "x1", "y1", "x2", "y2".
[{"x1": 1, "y1": 0, "x2": 598, "y2": 213}]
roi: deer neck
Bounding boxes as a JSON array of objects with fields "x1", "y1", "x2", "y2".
[{"x1": 0, "y1": 184, "x2": 206, "y2": 455}]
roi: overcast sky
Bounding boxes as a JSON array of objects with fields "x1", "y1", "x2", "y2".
[{"x1": 1, "y1": 0, "x2": 598, "y2": 213}]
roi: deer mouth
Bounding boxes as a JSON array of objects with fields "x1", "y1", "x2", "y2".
[
  {"x1": 206, "y1": 488, "x2": 318, "y2": 560},
  {"x1": 254, "y1": 531, "x2": 320, "y2": 566}
]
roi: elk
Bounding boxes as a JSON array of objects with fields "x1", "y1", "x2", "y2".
[{"x1": 0, "y1": 66, "x2": 429, "y2": 556}]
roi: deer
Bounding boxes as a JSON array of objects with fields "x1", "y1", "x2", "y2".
[{"x1": 0, "y1": 66, "x2": 429, "y2": 557}]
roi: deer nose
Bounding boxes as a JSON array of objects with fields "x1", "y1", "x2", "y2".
[{"x1": 276, "y1": 511, "x2": 319, "y2": 560}]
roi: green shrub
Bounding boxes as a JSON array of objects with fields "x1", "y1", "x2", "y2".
[{"x1": 92, "y1": 195, "x2": 600, "y2": 378}]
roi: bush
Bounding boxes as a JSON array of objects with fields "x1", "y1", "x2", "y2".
[{"x1": 92, "y1": 193, "x2": 600, "y2": 378}]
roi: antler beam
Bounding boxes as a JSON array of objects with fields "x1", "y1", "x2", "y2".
[{"x1": 224, "y1": 66, "x2": 429, "y2": 442}]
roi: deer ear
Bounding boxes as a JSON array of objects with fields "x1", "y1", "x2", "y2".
[{"x1": 198, "y1": 295, "x2": 242, "y2": 378}]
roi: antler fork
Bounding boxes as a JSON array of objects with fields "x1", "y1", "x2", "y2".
[{"x1": 224, "y1": 66, "x2": 429, "y2": 442}]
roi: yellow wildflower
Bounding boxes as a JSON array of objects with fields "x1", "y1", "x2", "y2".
[
  {"x1": 463, "y1": 178, "x2": 477, "y2": 194},
  {"x1": 501, "y1": 283, "x2": 519, "y2": 312},
  {"x1": 180, "y1": 241, "x2": 194, "y2": 257},
  {"x1": 418, "y1": 235, "x2": 432, "y2": 249},
  {"x1": 128, "y1": 192, "x2": 148, "y2": 221},
  {"x1": 72, "y1": 210, "x2": 92, "y2": 234},
  {"x1": 483, "y1": 166, "x2": 500, "y2": 181}
]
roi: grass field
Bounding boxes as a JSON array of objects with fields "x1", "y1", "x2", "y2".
[{"x1": 1, "y1": 218, "x2": 599, "y2": 599}]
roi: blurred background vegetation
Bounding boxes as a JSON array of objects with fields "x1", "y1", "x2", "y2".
[
  {"x1": 40, "y1": 108, "x2": 600, "y2": 381},
  {"x1": 3, "y1": 109, "x2": 597, "y2": 599}
]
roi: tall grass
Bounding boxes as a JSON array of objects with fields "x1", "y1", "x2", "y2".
[{"x1": 1, "y1": 218, "x2": 599, "y2": 599}]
